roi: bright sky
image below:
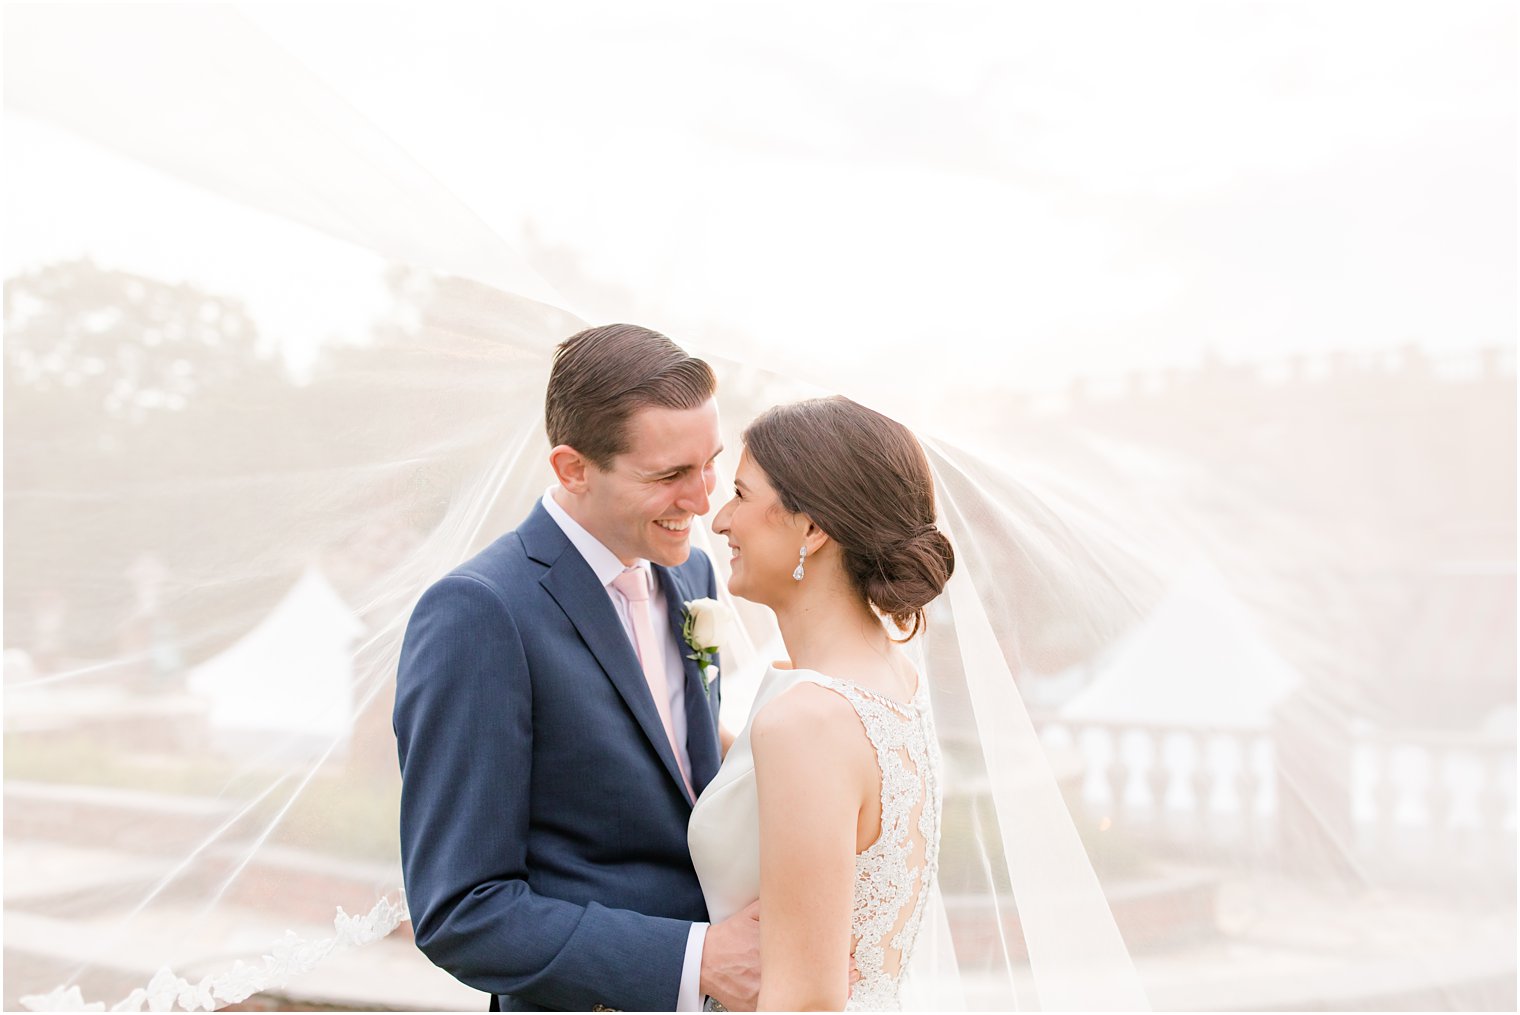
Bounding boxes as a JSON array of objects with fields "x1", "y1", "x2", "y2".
[{"x1": 5, "y1": 2, "x2": 1514, "y2": 389}]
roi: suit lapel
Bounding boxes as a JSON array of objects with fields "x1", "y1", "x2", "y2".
[
  {"x1": 525, "y1": 505, "x2": 692, "y2": 801},
  {"x1": 654, "y1": 564, "x2": 722, "y2": 796}
]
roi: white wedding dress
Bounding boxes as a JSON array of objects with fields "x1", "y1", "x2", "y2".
[{"x1": 689, "y1": 664, "x2": 942, "y2": 1011}]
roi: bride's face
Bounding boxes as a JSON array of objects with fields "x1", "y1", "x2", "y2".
[{"x1": 711, "y1": 448, "x2": 807, "y2": 605}]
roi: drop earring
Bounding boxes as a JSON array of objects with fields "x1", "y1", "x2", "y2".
[{"x1": 792, "y1": 544, "x2": 807, "y2": 581}]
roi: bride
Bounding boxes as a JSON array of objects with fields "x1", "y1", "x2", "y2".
[{"x1": 690, "y1": 396, "x2": 954, "y2": 1011}]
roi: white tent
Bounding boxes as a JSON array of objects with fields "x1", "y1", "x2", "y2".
[
  {"x1": 1061, "y1": 563, "x2": 1301, "y2": 730},
  {"x1": 188, "y1": 565, "x2": 363, "y2": 746}
]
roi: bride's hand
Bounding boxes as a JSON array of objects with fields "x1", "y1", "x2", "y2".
[{"x1": 701, "y1": 900, "x2": 761, "y2": 1010}]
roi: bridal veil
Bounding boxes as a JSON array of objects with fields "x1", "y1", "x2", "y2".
[{"x1": 6, "y1": 4, "x2": 1513, "y2": 1011}]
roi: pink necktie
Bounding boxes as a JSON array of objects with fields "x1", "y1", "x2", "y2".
[{"x1": 611, "y1": 567, "x2": 694, "y2": 799}]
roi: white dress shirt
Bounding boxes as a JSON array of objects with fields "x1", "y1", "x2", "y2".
[{"x1": 540, "y1": 488, "x2": 708, "y2": 1010}]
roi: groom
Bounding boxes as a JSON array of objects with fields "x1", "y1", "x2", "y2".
[{"x1": 394, "y1": 324, "x2": 759, "y2": 1011}]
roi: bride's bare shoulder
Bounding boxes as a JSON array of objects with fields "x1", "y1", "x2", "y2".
[{"x1": 750, "y1": 681, "x2": 873, "y2": 773}]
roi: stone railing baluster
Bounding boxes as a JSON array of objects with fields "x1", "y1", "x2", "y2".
[
  {"x1": 1145, "y1": 728, "x2": 1170, "y2": 817},
  {"x1": 1104, "y1": 726, "x2": 1129, "y2": 815},
  {"x1": 1236, "y1": 732, "x2": 1262, "y2": 849}
]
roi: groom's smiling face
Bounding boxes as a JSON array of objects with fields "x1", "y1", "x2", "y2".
[{"x1": 568, "y1": 397, "x2": 723, "y2": 567}]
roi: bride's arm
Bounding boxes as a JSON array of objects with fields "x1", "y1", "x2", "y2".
[
  {"x1": 720, "y1": 723, "x2": 736, "y2": 758},
  {"x1": 750, "y1": 685, "x2": 868, "y2": 1011}
]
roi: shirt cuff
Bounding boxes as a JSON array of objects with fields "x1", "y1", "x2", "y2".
[{"x1": 677, "y1": 921, "x2": 709, "y2": 1011}]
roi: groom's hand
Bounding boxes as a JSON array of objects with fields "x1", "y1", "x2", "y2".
[{"x1": 700, "y1": 900, "x2": 761, "y2": 1011}]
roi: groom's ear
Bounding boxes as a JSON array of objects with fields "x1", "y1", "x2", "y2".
[{"x1": 549, "y1": 444, "x2": 592, "y2": 494}]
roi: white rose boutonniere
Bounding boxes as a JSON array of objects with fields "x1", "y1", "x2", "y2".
[{"x1": 681, "y1": 597, "x2": 734, "y2": 694}]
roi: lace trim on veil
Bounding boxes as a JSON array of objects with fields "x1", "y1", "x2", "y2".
[{"x1": 19, "y1": 896, "x2": 408, "y2": 1013}]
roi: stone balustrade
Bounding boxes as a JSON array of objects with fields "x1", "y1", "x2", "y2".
[{"x1": 1032, "y1": 716, "x2": 1516, "y2": 882}]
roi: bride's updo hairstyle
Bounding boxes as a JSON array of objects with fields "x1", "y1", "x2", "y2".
[{"x1": 743, "y1": 396, "x2": 955, "y2": 639}]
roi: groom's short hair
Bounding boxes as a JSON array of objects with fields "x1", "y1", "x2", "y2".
[{"x1": 546, "y1": 323, "x2": 717, "y2": 468}]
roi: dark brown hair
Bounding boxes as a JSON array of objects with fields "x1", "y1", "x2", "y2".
[
  {"x1": 743, "y1": 396, "x2": 954, "y2": 639},
  {"x1": 546, "y1": 324, "x2": 717, "y2": 467}
]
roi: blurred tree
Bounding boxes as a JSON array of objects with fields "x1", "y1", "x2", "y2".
[
  {"x1": 4, "y1": 258, "x2": 270, "y2": 423},
  {"x1": 4, "y1": 259, "x2": 292, "y2": 661}
]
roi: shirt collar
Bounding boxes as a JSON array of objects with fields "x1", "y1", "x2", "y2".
[{"x1": 541, "y1": 486, "x2": 653, "y2": 592}]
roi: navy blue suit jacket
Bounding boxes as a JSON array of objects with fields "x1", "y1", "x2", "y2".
[{"x1": 394, "y1": 502, "x2": 723, "y2": 1011}]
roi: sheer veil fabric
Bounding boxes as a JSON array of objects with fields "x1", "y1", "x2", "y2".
[{"x1": 6, "y1": 5, "x2": 1513, "y2": 1013}]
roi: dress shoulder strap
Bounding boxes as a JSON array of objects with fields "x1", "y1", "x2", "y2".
[{"x1": 793, "y1": 673, "x2": 917, "y2": 751}]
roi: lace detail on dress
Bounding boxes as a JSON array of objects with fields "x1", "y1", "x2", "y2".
[{"x1": 816, "y1": 679, "x2": 941, "y2": 1013}]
